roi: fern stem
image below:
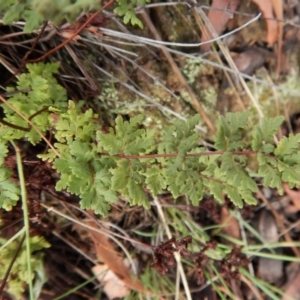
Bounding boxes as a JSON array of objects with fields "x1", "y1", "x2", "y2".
[
  {"x1": 12, "y1": 141, "x2": 34, "y2": 300},
  {"x1": 99, "y1": 150, "x2": 258, "y2": 160}
]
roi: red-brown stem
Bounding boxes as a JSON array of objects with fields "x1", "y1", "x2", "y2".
[{"x1": 99, "y1": 150, "x2": 258, "y2": 160}]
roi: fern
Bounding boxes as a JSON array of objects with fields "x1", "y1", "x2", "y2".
[
  {"x1": 251, "y1": 116, "x2": 284, "y2": 153},
  {"x1": 40, "y1": 105, "x2": 299, "y2": 213},
  {"x1": 214, "y1": 111, "x2": 250, "y2": 151},
  {"x1": 114, "y1": 0, "x2": 150, "y2": 28},
  {"x1": 1, "y1": 63, "x2": 67, "y2": 144},
  {"x1": 0, "y1": 63, "x2": 67, "y2": 210},
  {"x1": 0, "y1": 139, "x2": 20, "y2": 210},
  {"x1": 2, "y1": 63, "x2": 300, "y2": 215}
]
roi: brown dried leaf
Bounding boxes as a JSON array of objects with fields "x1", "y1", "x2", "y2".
[
  {"x1": 283, "y1": 183, "x2": 300, "y2": 212},
  {"x1": 92, "y1": 264, "x2": 130, "y2": 299},
  {"x1": 220, "y1": 207, "x2": 240, "y2": 240},
  {"x1": 201, "y1": 0, "x2": 283, "y2": 51},
  {"x1": 282, "y1": 268, "x2": 300, "y2": 300},
  {"x1": 58, "y1": 29, "x2": 81, "y2": 41},
  {"x1": 200, "y1": 0, "x2": 241, "y2": 52},
  {"x1": 86, "y1": 217, "x2": 150, "y2": 295},
  {"x1": 251, "y1": 0, "x2": 278, "y2": 46}
]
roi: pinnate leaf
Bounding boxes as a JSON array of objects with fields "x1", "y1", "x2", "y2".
[
  {"x1": 144, "y1": 166, "x2": 166, "y2": 195},
  {"x1": 166, "y1": 167, "x2": 204, "y2": 205},
  {"x1": 55, "y1": 102, "x2": 97, "y2": 142},
  {"x1": 239, "y1": 191, "x2": 257, "y2": 206},
  {"x1": 158, "y1": 115, "x2": 200, "y2": 164},
  {"x1": 207, "y1": 181, "x2": 224, "y2": 204},
  {"x1": 282, "y1": 166, "x2": 300, "y2": 188},
  {"x1": 1, "y1": 63, "x2": 67, "y2": 144},
  {"x1": 2, "y1": 3, "x2": 25, "y2": 24},
  {"x1": 111, "y1": 160, "x2": 130, "y2": 191},
  {"x1": 252, "y1": 116, "x2": 284, "y2": 151},
  {"x1": 274, "y1": 134, "x2": 300, "y2": 158},
  {"x1": 127, "y1": 178, "x2": 149, "y2": 208},
  {"x1": 0, "y1": 140, "x2": 8, "y2": 166},
  {"x1": 97, "y1": 114, "x2": 155, "y2": 155},
  {"x1": 258, "y1": 164, "x2": 282, "y2": 193},
  {"x1": 80, "y1": 189, "x2": 111, "y2": 216},
  {"x1": 224, "y1": 185, "x2": 243, "y2": 208},
  {"x1": 214, "y1": 111, "x2": 249, "y2": 151},
  {"x1": 0, "y1": 167, "x2": 20, "y2": 210}
]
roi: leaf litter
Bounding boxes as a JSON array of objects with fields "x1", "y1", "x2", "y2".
[{"x1": 1, "y1": 0, "x2": 300, "y2": 299}]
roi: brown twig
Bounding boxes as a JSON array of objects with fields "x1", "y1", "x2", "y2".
[
  {"x1": 27, "y1": 0, "x2": 115, "y2": 63},
  {"x1": 3, "y1": 21, "x2": 49, "y2": 86},
  {"x1": 24, "y1": 21, "x2": 49, "y2": 62}
]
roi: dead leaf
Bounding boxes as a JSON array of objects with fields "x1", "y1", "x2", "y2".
[
  {"x1": 200, "y1": 0, "x2": 241, "y2": 52},
  {"x1": 92, "y1": 264, "x2": 130, "y2": 299},
  {"x1": 220, "y1": 207, "x2": 241, "y2": 240},
  {"x1": 57, "y1": 13, "x2": 107, "y2": 41},
  {"x1": 251, "y1": 0, "x2": 278, "y2": 46},
  {"x1": 85, "y1": 215, "x2": 151, "y2": 296},
  {"x1": 201, "y1": 0, "x2": 283, "y2": 51},
  {"x1": 282, "y1": 267, "x2": 300, "y2": 300},
  {"x1": 283, "y1": 183, "x2": 300, "y2": 212},
  {"x1": 58, "y1": 29, "x2": 81, "y2": 41}
]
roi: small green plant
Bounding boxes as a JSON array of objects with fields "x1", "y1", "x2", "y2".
[
  {"x1": 1, "y1": 63, "x2": 67, "y2": 144},
  {"x1": 114, "y1": 0, "x2": 150, "y2": 28},
  {"x1": 0, "y1": 62, "x2": 67, "y2": 210},
  {"x1": 0, "y1": 235, "x2": 50, "y2": 298},
  {"x1": 40, "y1": 108, "x2": 300, "y2": 215}
]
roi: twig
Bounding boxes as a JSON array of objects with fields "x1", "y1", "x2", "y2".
[
  {"x1": 3, "y1": 21, "x2": 48, "y2": 85},
  {"x1": 27, "y1": 0, "x2": 115, "y2": 63},
  {"x1": 64, "y1": 44, "x2": 98, "y2": 91},
  {"x1": 40, "y1": 203, "x2": 146, "y2": 266},
  {"x1": 129, "y1": 11, "x2": 261, "y2": 48},
  {"x1": 97, "y1": 29, "x2": 300, "y2": 98},
  {"x1": 140, "y1": 2, "x2": 298, "y2": 29}
]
